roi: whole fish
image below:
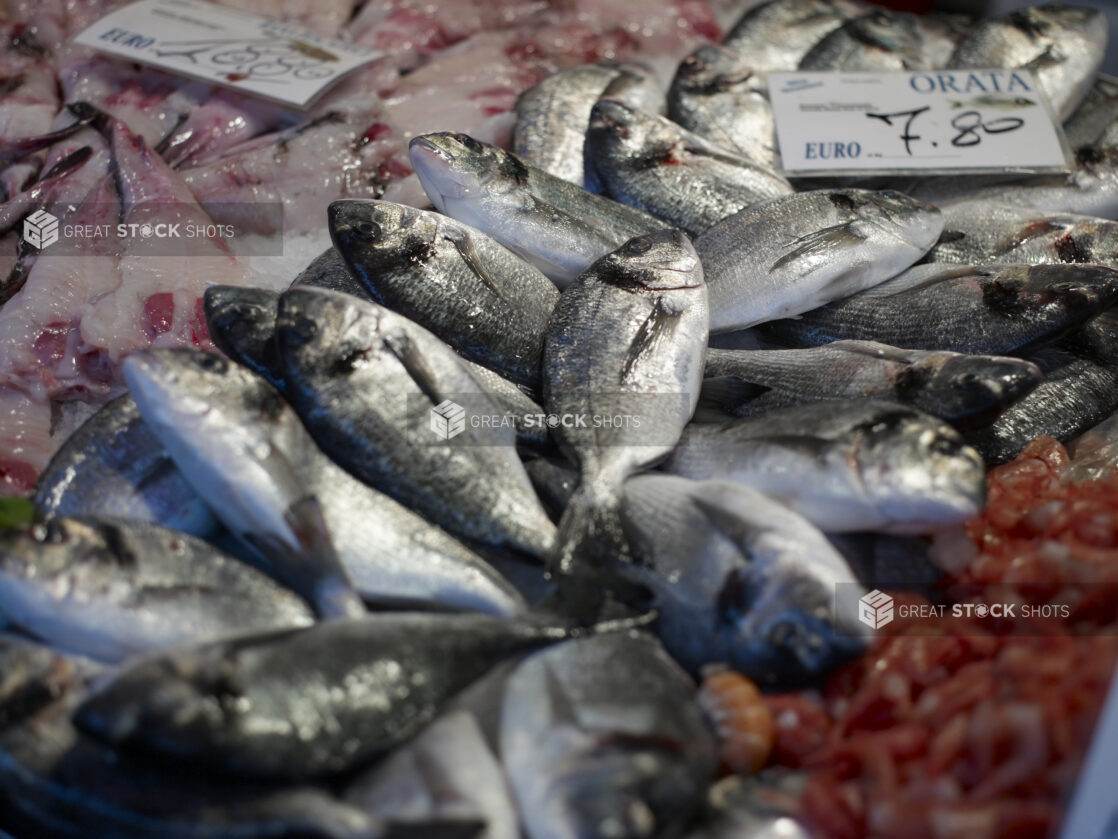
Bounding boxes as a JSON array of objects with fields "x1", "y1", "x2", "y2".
[
  {"x1": 0, "y1": 517, "x2": 313, "y2": 663},
  {"x1": 799, "y1": 10, "x2": 967, "y2": 72},
  {"x1": 925, "y1": 200, "x2": 1118, "y2": 265},
  {"x1": 695, "y1": 189, "x2": 943, "y2": 332},
  {"x1": 948, "y1": 4, "x2": 1106, "y2": 120},
  {"x1": 124, "y1": 350, "x2": 366, "y2": 621},
  {"x1": 500, "y1": 633, "x2": 717, "y2": 839},
  {"x1": 966, "y1": 313, "x2": 1118, "y2": 463},
  {"x1": 291, "y1": 246, "x2": 369, "y2": 299},
  {"x1": 667, "y1": 400, "x2": 986, "y2": 534},
  {"x1": 911, "y1": 146, "x2": 1118, "y2": 219},
  {"x1": 0, "y1": 685, "x2": 429, "y2": 839},
  {"x1": 344, "y1": 710, "x2": 519, "y2": 839},
  {"x1": 512, "y1": 62, "x2": 634, "y2": 187},
  {"x1": 329, "y1": 199, "x2": 559, "y2": 389},
  {"x1": 123, "y1": 349, "x2": 525, "y2": 618},
  {"x1": 543, "y1": 231, "x2": 708, "y2": 587},
  {"x1": 758, "y1": 263, "x2": 1118, "y2": 354},
  {"x1": 276, "y1": 288, "x2": 557, "y2": 560},
  {"x1": 950, "y1": 93, "x2": 1038, "y2": 109},
  {"x1": 32, "y1": 394, "x2": 218, "y2": 536},
  {"x1": 619, "y1": 474, "x2": 865, "y2": 686},
  {"x1": 205, "y1": 284, "x2": 549, "y2": 444},
  {"x1": 74, "y1": 612, "x2": 639, "y2": 778},
  {"x1": 722, "y1": 0, "x2": 868, "y2": 73},
  {"x1": 702, "y1": 342, "x2": 1042, "y2": 429},
  {"x1": 585, "y1": 99, "x2": 792, "y2": 236},
  {"x1": 667, "y1": 45, "x2": 777, "y2": 169},
  {"x1": 1063, "y1": 74, "x2": 1118, "y2": 150},
  {"x1": 408, "y1": 132, "x2": 665, "y2": 287}
]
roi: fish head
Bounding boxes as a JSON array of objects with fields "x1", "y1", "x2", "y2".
[
  {"x1": 408, "y1": 132, "x2": 524, "y2": 209},
  {"x1": 73, "y1": 643, "x2": 251, "y2": 757},
  {"x1": 838, "y1": 189, "x2": 944, "y2": 252},
  {"x1": 123, "y1": 349, "x2": 252, "y2": 435},
  {"x1": 588, "y1": 98, "x2": 664, "y2": 157},
  {"x1": 904, "y1": 354, "x2": 1042, "y2": 429},
  {"x1": 276, "y1": 287, "x2": 383, "y2": 384},
  {"x1": 673, "y1": 45, "x2": 755, "y2": 95},
  {"x1": 203, "y1": 285, "x2": 279, "y2": 372},
  {"x1": 850, "y1": 10, "x2": 922, "y2": 58},
  {"x1": 1025, "y1": 264, "x2": 1118, "y2": 317},
  {"x1": 715, "y1": 560, "x2": 864, "y2": 687},
  {"x1": 596, "y1": 230, "x2": 703, "y2": 290},
  {"x1": 328, "y1": 199, "x2": 438, "y2": 271},
  {"x1": 852, "y1": 407, "x2": 986, "y2": 533},
  {"x1": 0, "y1": 518, "x2": 120, "y2": 587}
]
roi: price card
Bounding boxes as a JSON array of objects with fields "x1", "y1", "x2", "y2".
[
  {"x1": 769, "y1": 69, "x2": 1071, "y2": 176},
  {"x1": 73, "y1": 0, "x2": 383, "y2": 109}
]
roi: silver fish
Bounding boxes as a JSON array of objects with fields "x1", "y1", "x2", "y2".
[
  {"x1": 586, "y1": 99, "x2": 792, "y2": 236},
  {"x1": 601, "y1": 63, "x2": 664, "y2": 115},
  {"x1": 512, "y1": 62, "x2": 634, "y2": 187},
  {"x1": 124, "y1": 350, "x2": 366, "y2": 621},
  {"x1": 344, "y1": 710, "x2": 518, "y2": 839},
  {"x1": 0, "y1": 677, "x2": 418, "y2": 839},
  {"x1": 966, "y1": 313, "x2": 1118, "y2": 464},
  {"x1": 0, "y1": 517, "x2": 313, "y2": 663},
  {"x1": 205, "y1": 284, "x2": 549, "y2": 449},
  {"x1": 667, "y1": 400, "x2": 986, "y2": 534},
  {"x1": 620, "y1": 474, "x2": 865, "y2": 686},
  {"x1": 408, "y1": 132, "x2": 665, "y2": 287},
  {"x1": 722, "y1": 0, "x2": 868, "y2": 73},
  {"x1": 32, "y1": 394, "x2": 217, "y2": 537},
  {"x1": 668, "y1": 45, "x2": 777, "y2": 169},
  {"x1": 543, "y1": 231, "x2": 708, "y2": 587},
  {"x1": 911, "y1": 146, "x2": 1118, "y2": 219},
  {"x1": 949, "y1": 93, "x2": 1037, "y2": 109},
  {"x1": 74, "y1": 612, "x2": 637, "y2": 778},
  {"x1": 926, "y1": 200, "x2": 1118, "y2": 266},
  {"x1": 758, "y1": 262, "x2": 1118, "y2": 355},
  {"x1": 695, "y1": 189, "x2": 943, "y2": 332},
  {"x1": 799, "y1": 10, "x2": 968, "y2": 72},
  {"x1": 329, "y1": 199, "x2": 559, "y2": 390},
  {"x1": 124, "y1": 349, "x2": 526, "y2": 618},
  {"x1": 276, "y1": 288, "x2": 557, "y2": 561},
  {"x1": 500, "y1": 633, "x2": 717, "y2": 839},
  {"x1": 703, "y1": 342, "x2": 1042, "y2": 429},
  {"x1": 948, "y1": 4, "x2": 1106, "y2": 120}
]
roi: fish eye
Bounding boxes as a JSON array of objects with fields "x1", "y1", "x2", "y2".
[
  {"x1": 32, "y1": 520, "x2": 67, "y2": 544},
  {"x1": 454, "y1": 133, "x2": 482, "y2": 152},
  {"x1": 624, "y1": 236, "x2": 652, "y2": 255},
  {"x1": 356, "y1": 220, "x2": 380, "y2": 239},
  {"x1": 953, "y1": 372, "x2": 981, "y2": 389},
  {"x1": 196, "y1": 355, "x2": 228, "y2": 373},
  {"x1": 881, "y1": 190, "x2": 905, "y2": 200}
]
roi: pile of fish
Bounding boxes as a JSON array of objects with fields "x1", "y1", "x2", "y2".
[{"x1": 4, "y1": 1, "x2": 1118, "y2": 838}]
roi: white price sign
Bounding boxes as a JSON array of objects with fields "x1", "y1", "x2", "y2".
[
  {"x1": 73, "y1": 0, "x2": 383, "y2": 109},
  {"x1": 769, "y1": 69, "x2": 1070, "y2": 176}
]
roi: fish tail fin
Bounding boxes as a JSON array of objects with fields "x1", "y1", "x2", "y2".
[{"x1": 546, "y1": 476, "x2": 634, "y2": 620}]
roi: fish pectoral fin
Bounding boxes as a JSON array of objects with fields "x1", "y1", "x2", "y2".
[
  {"x1": 442, "y1": 228, "x2": 511, "y2": 304},
  {"x1": 699, "y1": 375, "x2": 770, "y2": 413},
  {"x1": 282, "y1": 494, "x2": 335, "y2": 558},
  {"x1": 620, "y1": 297, "x2": 683, "y2": 385},
  {"x1": 384, "y1": 331, "x2": 460, "y2": 406},
  {"x1": 770, "y1": 222, "x2": 869, "y2": 273}
]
